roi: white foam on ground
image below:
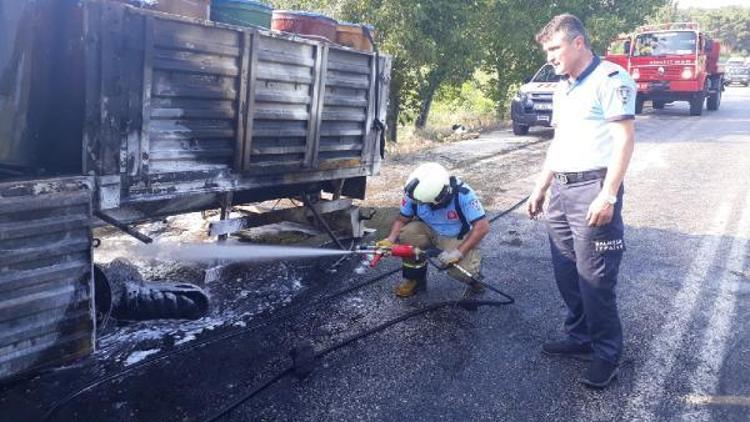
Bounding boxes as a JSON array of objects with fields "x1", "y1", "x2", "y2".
[
  {"x1": 94, "y1": 261, "x2": 307, "y2": 368},
  {"x1": 124, "y1": 349, "x2": 160, "y2": 366}
]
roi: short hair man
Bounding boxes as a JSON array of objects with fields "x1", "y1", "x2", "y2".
[
  {"x1": 379, "y1": 162, "x2": 490, "y2": 298},
  {"x1": 527, "y1": 14, "x2": 636, "y2": 388}
]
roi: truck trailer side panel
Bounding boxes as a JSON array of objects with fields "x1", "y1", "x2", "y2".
[
  {"x1": 85, "y1": 1, "x2": 389, "y2": 211},
  {"x1": 0, "y1": 176, "x2": 95, "y2": 381}
]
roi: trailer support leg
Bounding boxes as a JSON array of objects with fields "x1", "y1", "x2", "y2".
[
  {"x1": 303, "y1": 193, "x2": 346, "y2": 250},
  {"x1": 218, "y1": 192, "x2": 234, "y2": 242}
]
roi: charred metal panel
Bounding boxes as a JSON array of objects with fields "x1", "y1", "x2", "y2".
[
  {"x1": 1, "y1": 0, "x2": 84, "y2": 178},
  {"x1": 318, "y1": 48, "x2": 372, "y2": 167},
  {"x1": 0, "y1": 0, "x2": 37, "y2": 173},
  {"x1": 147, "y1": 17, "x2": 242, "y2": 175},
  {"x1": 245, "y1": 35, "x2": 320, "y2": 174},
  {"x1": 84, "y1": 2, "x2": 390, "y2": 211},
  {"x1": 98, "y1": 5, "x2": 244, "y2": 180},
  {"x1": 0, "y1": 176, "x2": 94, "y2": 382},
  {"x1": 372, "y1": 55, "x2": 391, "y2": 173}
]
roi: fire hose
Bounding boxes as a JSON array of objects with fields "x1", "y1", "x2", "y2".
[
  {"x1": 205, "y1": 224, "x2": 522, "y2": 421},
  {"x1": 45, "y1": 198, "x2": 527, "y2": 422},
  {"x1": 352, "y1": 242, "x2": 514, "y2": 308}
]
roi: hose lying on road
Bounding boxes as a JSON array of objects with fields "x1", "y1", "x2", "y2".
[
  {"x1": 203, "y1": 199, "x2": 527, "y2": 421},
  {"x1": 44, "y1": 197, "x2": 529, "y2": 421},
  {"x1": 204, "y1": 297, "x2": 513, "y2": 422}
]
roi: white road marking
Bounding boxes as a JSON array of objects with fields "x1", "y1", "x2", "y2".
[
  {"x1": 621, "y1": 201, "x2": 735, "y2": 421},
  {"x1": 681, "y1": 188, "x2": 750, "y2": 421},
  {"x1": 683, "y1": 394, "x2": 750, "y2": 407},
  {"x1": 628, "y1": 143, "x2": 668, "y2": 175}
]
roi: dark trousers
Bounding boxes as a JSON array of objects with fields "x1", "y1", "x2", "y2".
[{"x1": 546, "y1": 177, "x2": 625, "y2": 363}]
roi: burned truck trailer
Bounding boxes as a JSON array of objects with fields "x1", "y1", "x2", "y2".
[{"x1": 0, "y1": 0, "x2": 390, "y2": 382}]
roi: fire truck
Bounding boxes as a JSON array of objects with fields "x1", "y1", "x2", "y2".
[{"x1": 607, "y1": 23, "x2": 724, "y2": 116}]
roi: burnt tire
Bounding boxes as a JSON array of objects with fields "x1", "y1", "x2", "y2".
[
  {"x1": 653, "y1": 100, "x2": 666, "y2": 109},
  {"x1": 635, "y1": 97, "x2": 644, "y2": 115},
  {"x1": 707, "y1": 88, "x2": 721, "y2": 111},
  {"x1": 689, "y1": 95, "x2": 704, "y2": 116},
  {"x1": 512, "y1": 121, "x2": 529, "y2": 136}
]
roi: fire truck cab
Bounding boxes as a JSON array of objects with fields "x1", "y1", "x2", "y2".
[{"x1": 623, "y1": 23, "x2": 723, "y2": 116}]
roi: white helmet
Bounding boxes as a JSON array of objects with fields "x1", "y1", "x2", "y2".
[{"x1": 404, "y1": 162, "x2": 452, "y2": 204}]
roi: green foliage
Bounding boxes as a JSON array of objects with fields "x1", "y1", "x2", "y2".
[
  {"x1": 478, "y1": 0, "x2": 669, "y2": 119},
  {"x1": 686, "y1": 6, "x2": 750, "y2": 55},
  {"x1": 272, "y1": 0, "x2": 671, "y2": 138},
  {"x1": 428, "y1": 71, "x2": 498, "y2": 128}
]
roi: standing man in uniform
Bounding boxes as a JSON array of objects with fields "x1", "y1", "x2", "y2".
[
  {"x1": 527, "y1": 14, "x2": 636, "y2": 388},
  {"x1": 378, "y1": 162, "x2": 489, "y2": 298}
]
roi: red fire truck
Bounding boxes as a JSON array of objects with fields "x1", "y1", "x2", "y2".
[{"x1": 607, "y1": 23, "x2": 724, "y2": 116}]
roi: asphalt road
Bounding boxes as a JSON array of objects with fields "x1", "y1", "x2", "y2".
[{"x1": 2, "y1": 87, "x2": 749, "y2": 422}]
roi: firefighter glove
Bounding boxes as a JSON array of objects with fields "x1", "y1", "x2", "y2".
[
  {"x1": 438, "y1": 249, "x2": 463, "y2": 266},
  {"x1": 375, "y1": 238, "x2": 394, "y2": 248}
]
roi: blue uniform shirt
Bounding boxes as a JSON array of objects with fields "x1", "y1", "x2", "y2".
[
  {"x1": 547, "y1": 56, "x2": 636, "y2": 172},
  {"x1": 399, "y1": 183, "x2": 486, "y2": 237}
]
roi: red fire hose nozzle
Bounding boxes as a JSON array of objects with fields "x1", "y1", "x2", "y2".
[{"x1": 355, "y1": 243, "x2": 422, "y2": 267}]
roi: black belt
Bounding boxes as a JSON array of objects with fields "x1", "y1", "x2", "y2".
[{"x1": 553, "y1": 169, "x2": 607, "y2": 185}]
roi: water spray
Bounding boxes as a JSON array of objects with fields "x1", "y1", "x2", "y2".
[{"x1": 134, "y1": 242, "x2": 354, "y2": 263}]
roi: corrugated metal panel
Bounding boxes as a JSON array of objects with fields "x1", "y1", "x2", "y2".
[
  {"x1": 247, "y1": 36, "x2": 318, "y2": 173},
  {"x1": 147, "y1": 17, "x2": 242, "y2": 174},
  {"x1": 319, "y1": 48, "x2": 372, "y2": 165},
  {"x1": 90, "y1": 2, "x2": 388, "y2": 205},
  {"x1": 0, "y1": 176, "x2": 94, "y2": 382}
]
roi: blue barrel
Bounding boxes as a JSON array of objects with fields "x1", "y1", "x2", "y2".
[{"x1": 211, "y1": 0, "x2": 273, "y2": 29}]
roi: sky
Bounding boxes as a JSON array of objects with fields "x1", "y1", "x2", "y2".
[{"x1": 677, "y1": 0, "x2": 750, "y2": 8}]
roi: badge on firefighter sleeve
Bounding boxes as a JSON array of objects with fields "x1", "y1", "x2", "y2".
[{"x1": 616, "y1": 85, "x2": 631, "y2": 105}]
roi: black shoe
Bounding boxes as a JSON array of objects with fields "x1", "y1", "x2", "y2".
[
  {"x1": 541, "y1": 340, "x2": 594, "y2": 361},
  {"x1": 581, "y1": 358, "x2": 618, "y2": 389}
]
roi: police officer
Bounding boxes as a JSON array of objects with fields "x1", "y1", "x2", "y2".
[
  {"x1": 378, "y1": 162, "x2": 489, "y2": 298},
  {"x1": 527, "y1": 14, "x2": 636, "y2": 388}
]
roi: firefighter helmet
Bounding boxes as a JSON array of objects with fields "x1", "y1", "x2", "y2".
[{"x1": 404, "y1": 162, "x2": 452, "y2": 204}]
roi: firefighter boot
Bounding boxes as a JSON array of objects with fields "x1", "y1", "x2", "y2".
[
  {"x1": 395, "y1": 260, "x2": 428, "y2": 297},
  {"x1": 395, "y1": 278, "x2": 427, "y2": 297}
]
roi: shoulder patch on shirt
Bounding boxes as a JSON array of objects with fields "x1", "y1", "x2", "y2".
[
  {"x1": 468, "y1": 198, "x2": 482, "y2": 212},
  {"x1": 615, "y1": 85, "x2": 632, "y2": 105},
  {"x1": 608, "y1": 70, "x2": 619, "y2": 77}
]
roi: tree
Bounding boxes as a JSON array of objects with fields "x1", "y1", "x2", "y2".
[
  {"x1": 686, "y1": 6, "x2": 750, "y2": 54},
  {"x1": 481, "y1": 0, "x2": 669, "y2": 119},
  {"x1": 409, "y1": 1, "x2": 486, "y2": 129}
]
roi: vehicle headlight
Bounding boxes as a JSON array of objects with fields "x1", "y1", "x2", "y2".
[
  {"x1": 681, "y1": 67, "x2": 693, "y2": 79},
  {"x1": 631, "y1": 68, "x2": 640, "y2": 79},
  {"x1": 514, "y1": 92, "x2": 528, "y2": 103}
]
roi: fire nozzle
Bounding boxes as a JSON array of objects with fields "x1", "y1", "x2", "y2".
[{"x1": 354, "y1": 243, "x2": 423, "y2": 267}]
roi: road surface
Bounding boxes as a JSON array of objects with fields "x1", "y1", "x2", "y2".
[{"x1": 2, "y1": 87, "x2": 748, "y2": 422}]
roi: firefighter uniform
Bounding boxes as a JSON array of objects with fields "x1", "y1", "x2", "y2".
[
  {"x1": 397, "y1": 179, "x2": 486, "y2": 285},
  {"x1": 546, "y1": 56, "x2": 635, "y2": 364}
]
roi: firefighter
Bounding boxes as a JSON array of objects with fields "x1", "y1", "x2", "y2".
[
  {"x1": 528, "y1": 14, "x2": 636, "y2": 388},
  {"x1": 377, "y1": 162, "x2": 490, "y2": 298}
]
